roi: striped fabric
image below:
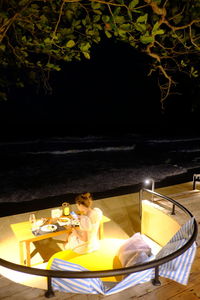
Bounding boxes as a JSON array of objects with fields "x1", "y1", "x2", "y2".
[
  {"x1": 51, "y1": 218, "x2": 196, "y2": 295},
  {"x1": 51, "y1": 260, "x2": 104, "y2": 294},
  {"x1": 156, "y1": 217, "x2": 197, "y2": 285}
]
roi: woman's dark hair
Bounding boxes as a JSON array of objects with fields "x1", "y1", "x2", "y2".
[{"x1": 75, "y1": 192, "x2": 93, "y2": 208}]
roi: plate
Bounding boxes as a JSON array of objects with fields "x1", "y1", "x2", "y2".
[
  {"x1": 41, "y1": 224, "x2": 57, "y2": 232},
  {"x1": 57, "y1": 217, "x2": 71, "y2": 226}
]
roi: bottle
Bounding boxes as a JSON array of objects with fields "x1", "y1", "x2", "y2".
[{"x1": 62, "y1": 202, "x2": 70, "y2": 216}]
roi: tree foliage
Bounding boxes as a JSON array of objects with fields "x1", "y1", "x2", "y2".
[{"x1": 0, "y1": 0, "x2": 200, "y2": 105}]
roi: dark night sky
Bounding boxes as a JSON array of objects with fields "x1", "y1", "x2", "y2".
[{"x1": 0, "y1": 39, "x2": 198, "y2": 139}]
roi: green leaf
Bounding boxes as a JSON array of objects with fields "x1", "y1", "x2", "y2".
[
  {"x1": 120, "y1": 23, "x2": 132, "y2": 31},
  {"x1": 18, "y1": 0, "x2": 29, "y2": 6},
  {"x1": 93, "y1": 15, "x2": 101, "y2": 22},
  {"x1": 83, "y1": 52, "x2": 90, "y2": 59},
  {"x1": 82, "y1": 16, "x2": 90, "y2": 26},
  {"x1": 140, "y1": 34, "x2": 154, "y2": 44},
  {"x1": 102, "y1": 15, "x2": 110, "y2": 23},
  {"x1": 181, "y1": 60, "x2": 187, "y2": 67},
  {"x1": 191, "y1": 66, "x2": 199, "y2": 77},
  {"x1": 65, "y1": 10, "x2": 74, "y2": 21},
  {"x1": 46, "y1": 63, "x2": 61, "y2": 71},
  {"x1": 61, "y1": 28, "x2": 73, "y2": 35},
  {"x1": 87, "y1": 30, "x2": 95, "y2": 36},
  {"x1": 73, "y1": 20, "x2": 81, "y2": 27},
  {"x1": 93, "y1": 10, "x2": 102, "y2": 15},
  {"x1": 137, "y1": 14, "x2": 148, "y2": 24},
  {"x1": 152, "y1": 22, "x2": 165, "y2": 35},
  {"x1": 118, "y1": 29, "x2": 127, "y2": 37},
  {"x1": 129, "y1": 0, "x2": 139, "y2": 9},
  {"x1": 105, "y1": 30, "x2": 112, "y2": 38},
  {"x1": 44, "y1": 37, "x2": 52, "y2": 44},
  {"x1": 80, "y1": 42, "x2": 91, "y2": 52},
  {"x1": 91, "y1": 2, "x2": 101, "y2": 9},
  {"x1": 40, "y1": 15, "x2": 48, "y2": 23},
  {"x1": 66, "y1": 40, "x2": 76, "y2": 48},
  {"x1": 64, "y1": 55, "x2": 70, "y2": 61},
  {"x1": 0, "y1": 44, "x2": 6, "y2": 51},
  {"x1": 31, "y1": 4, "x2": 39, "y2": 9},
  {"x1": 114, "y1": 7, "x2": 121, "y2": 15},
  {"x1": 95, "y1": 24, "x2": 102, "y2": 30},
  {"x1": 135, "y1": 23, "x2": 146, "y2": 32},
  {"x1": 152, "y1": 22, "x2": 160, "y2": 34},
  {"x1": 115, "y1": 16, "x2": 125, "y2": 23},
  {"x1": 129, "y1": 36, "x2": 136, "y2": 47},
  {"x1": 154, "y1": 29, "x2": 165, "y2": 35},
  {"x1": 21, "y1": 36, "x2": 26, "y2": 42}
]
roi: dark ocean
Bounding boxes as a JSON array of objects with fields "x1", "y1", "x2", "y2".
[{"x1": 1, "y1": 133, "x2": 200, "y2": 208}]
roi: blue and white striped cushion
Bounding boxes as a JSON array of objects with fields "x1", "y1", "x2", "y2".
[
  {"x1": 156, "y1": 217, "x2": 197, "y2": 285},
  {"x1": 51, "y1": 259, "x2": 104, "y2": 294},
  {"x1": 159, "y1": 242, "x2": 196, "y2": 285},
  {"x1": 51, "y1": 258, "x2": 155, "y2": 295}
]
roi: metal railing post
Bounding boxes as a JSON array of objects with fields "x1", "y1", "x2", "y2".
[
  {"x1": 171, "y1": 204, "x2": 176, "y2": 215},
  {"x1": 45, "y1": 276, "x2": 55, "y2": 298},
  {"x1": 152, "y1": 266, "x2": 161, "y2": 286}
]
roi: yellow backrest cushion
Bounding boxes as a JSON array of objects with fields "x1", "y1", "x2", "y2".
[{"x1": 141, "y1": 201, "x2": 181, "y2": 246}]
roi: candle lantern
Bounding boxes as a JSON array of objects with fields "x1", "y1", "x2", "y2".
[{"x1": 62, "y1": 202, "x2": 70, "y2": 216}]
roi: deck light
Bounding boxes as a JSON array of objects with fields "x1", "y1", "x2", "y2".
[{"x1": 144, "y1": 178, "x2": 155, "y2": 201}]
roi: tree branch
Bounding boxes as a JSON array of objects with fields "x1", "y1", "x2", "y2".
[
  {"x1": 189, "y1": 26, "x2": 200, "y2": 50},
  {"x1": 51, "y1": 0, "x2": 65, "y2": 42},
  {"x1": 0, "y1": 13, "x2": 19, "y2": 43},
  {"x1": 146, "y1": 42, "x2": 161, "y2": 63},
  {"x1": 163, "y1": 18, "x2": 200, "y2": 31},
  {"x1": 157, "y1": 64, "x2": 174, "y2": 106}
]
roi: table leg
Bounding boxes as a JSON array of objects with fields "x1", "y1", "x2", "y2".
[
  {"x1": 19, "y1": 241, "x2": 25, "y2": 265},
  {"x1": 25, "y1": 241, "x2": 31, "y2": 267}
]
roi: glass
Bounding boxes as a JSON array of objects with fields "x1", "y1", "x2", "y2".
[
  {"x1": 29, "y1": 214, "x2": 36, "y2": 225},
  {"x1": 29, "y1": 214, "x2": 37, "y2": 231}
]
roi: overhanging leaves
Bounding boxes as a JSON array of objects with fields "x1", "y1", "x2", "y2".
[{"x1": 0, "y1": 0, "x2": 199, "y2": 104}]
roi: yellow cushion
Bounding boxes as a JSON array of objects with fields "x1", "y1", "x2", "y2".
[{"x1": 47, "y1": 238, "x2": 125, "y2": 282}]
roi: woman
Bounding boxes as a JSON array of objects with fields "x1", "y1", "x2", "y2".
[{"x1": 66, "y1": 192, "x2": 103, "y2": 254}]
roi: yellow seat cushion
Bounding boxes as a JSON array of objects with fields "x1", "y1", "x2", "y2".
[{"x1": 47, "y1": 238, "x2": 125, "y2": 282}]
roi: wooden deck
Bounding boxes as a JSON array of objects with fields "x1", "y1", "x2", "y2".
[{"x1": 0, "y1": 181, "x2": 200, "y2": 300}]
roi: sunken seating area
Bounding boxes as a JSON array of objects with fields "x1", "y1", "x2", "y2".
[{"x1": 46, "y1": 199, "x2": 181, "y2": 284}]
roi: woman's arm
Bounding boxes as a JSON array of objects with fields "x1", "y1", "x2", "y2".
[{"x1": 72, "y1": 227, "x2": 88, "y2": 242}]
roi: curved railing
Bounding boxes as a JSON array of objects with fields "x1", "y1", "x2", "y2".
[{"x1": 0, "y1": 188, "x2": 198, "y2": 298}]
